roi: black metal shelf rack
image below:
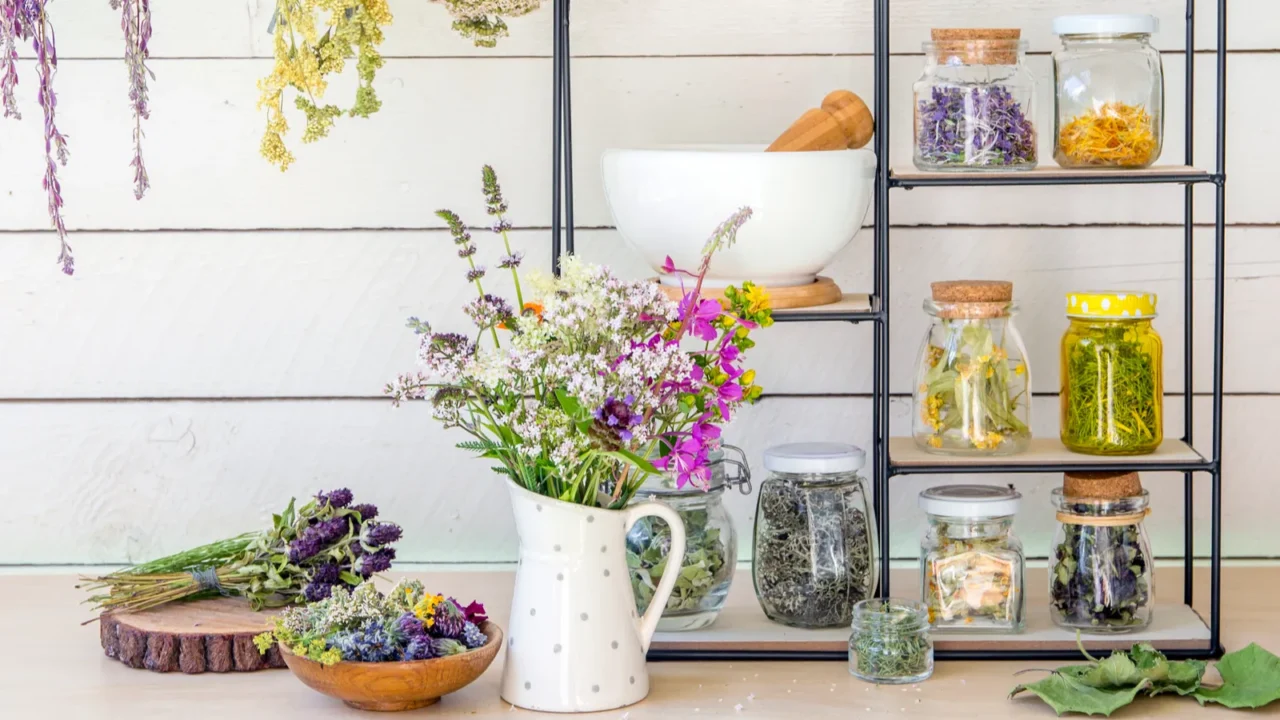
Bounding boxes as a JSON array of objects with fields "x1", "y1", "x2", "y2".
[{"x1": 549, "y1": 0, "x2": 1228, "y2": 661}]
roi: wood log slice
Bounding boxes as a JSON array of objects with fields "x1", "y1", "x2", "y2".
[
  {"x1": 100, "y1": 597, "x2": 285, "y2": 673},
  {"x1": 654, "y1": 275, "x2": 843, "y2": 310}
]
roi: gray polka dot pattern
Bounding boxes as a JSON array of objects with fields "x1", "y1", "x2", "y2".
[
  {"x1": 530, "y1": 608, "x2": 536, "y2": 616},
  {"x1": 525, "y1": 681, "x2": 532, "y2": 690},
  {"x1": 587, "y1": 515, "x2": 595, "y2": 523},
  {"x1": 580, "y1": 612, "x2": 589, "y2": 621},
  {"x1": 592, "y1": 685, "x2": 600, "y2": 693},
  {"x1": 630, "y1": 676, "x2": 636, "y2": 685},
  {"x1": 554, "y1": 544, "x2": 561, "y2": 552},
  {"x1": 611, "y1": 640, "x2": 618, "y2": 649},
  {"x1": 603, "y1": 569, "x2": 610, "y2": 577},
  {"x1": 554, "y1": 643, "x2": 562, "y2": 653},
  {"x1": 557, "y1": 572, "x2": 564, "y2": 581},
  {"x1": 601, "y1": 545, "x2": 607, "y2": 553}
]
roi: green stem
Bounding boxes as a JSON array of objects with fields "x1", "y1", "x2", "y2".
[{"x1": 496, "y1": 215, "x2": 524, "y2": 308}]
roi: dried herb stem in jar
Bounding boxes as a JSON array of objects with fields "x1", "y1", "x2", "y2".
[
  {"x1": 1058, "y1": 102, "x2": 1157, "y2": 168},
  {"x1": 849, "y1": 599, "x2": 934, "y2": 684},
  {"x1": 920, "y1": 323, "x2": 1029, "y2": 452},
  {"x1": 925, "y1": 524, "x2": 1020, "y2": 625},
  {"x1": 1063, "y1": 325, "x2": 1159, "y2": 452}
]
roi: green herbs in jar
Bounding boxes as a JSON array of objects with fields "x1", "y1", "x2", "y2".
[{"x1": 849, "y1": 599, "x2": 934, "y2": 684}]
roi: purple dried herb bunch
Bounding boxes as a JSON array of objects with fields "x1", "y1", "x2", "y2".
[
  {"x1": 1, "y1": 0, "x2": 73, "y2": 273},
  {"x1": 915, "y1": 85, "x2": 1036, "y2": 168},
  {"x1": 110, "y1": 0, "x2": 153, "y2": 200},
  {"x1": 81, "y1": 488, "x2": 402, "y2": 614}
]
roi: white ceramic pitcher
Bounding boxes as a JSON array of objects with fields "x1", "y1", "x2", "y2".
[{"x1": 500, "y1": 481, "x2": 687, "y2": 713}]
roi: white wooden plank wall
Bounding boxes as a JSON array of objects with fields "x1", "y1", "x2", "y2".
[{"x1": 0, "y1": 1, "x2": 1272, "y2": 565}]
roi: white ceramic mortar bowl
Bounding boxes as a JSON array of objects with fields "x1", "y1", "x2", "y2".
[{"x1": 601, "y1": 145, "x2": 876, "y2": 288}]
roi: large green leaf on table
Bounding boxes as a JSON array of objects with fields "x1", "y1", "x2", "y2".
[
  {"x1": 1011, "y1": 673, "x2": 1152, "y2": 716},
  {"x1": 1194, "y1": 644, "x2": 1280, "y2": 709},
  {"x1": 1129, "y1": 643, "x2": 1206, "y2": 696}
]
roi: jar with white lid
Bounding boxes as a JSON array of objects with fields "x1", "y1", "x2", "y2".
[
  {"x1": 627, "y1": 441, "x2": 751, "y2": 632},
  {"x1": 919, "y1": 484, "x2": 1025, "y2": 633},
  {"x1": 752, "y1": 442, "x2": 878, "y2": 628},
  {"x1": 1053, "y1": 14, "x2": 1165, "y2": 168}
]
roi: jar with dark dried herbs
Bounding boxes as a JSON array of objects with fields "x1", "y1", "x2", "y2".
[
  {"x1": 849, "y1": 599, "x2": 934, "y2": 684},
  {"x1": 1051, "y1": 472, "x2": 1154, "y2": 633},
  {"x1": 752, "y1": 443, "x2": 878, "y2": 629},
  {"x1": 914, "y1": 280, "x2": 1031, "y2": 455},
  {"x1": 1061, "y1": 292, "x2": 1163, "y2": 455},
  {"x1": 919, "y1": 485, "x2": 1025, "y2": 633}
]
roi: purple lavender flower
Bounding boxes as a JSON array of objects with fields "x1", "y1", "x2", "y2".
[
  {"x1": 311, "y1": 563, "x2": 341, "y2": 585},
  {"x1": 497, "y1": 251, "x2": 523, "y2": 269},
  {"x1": 288, "y1": 533, "x2": 323, "y2": 564},
  {"x1": 481, "y1": 165, "x2": 508, "y2": 216},
  {"x1": 318, "y1": 488, "x2": 353, "y2": 509},
  {"x1": 331, "y1": 620, "x2": 399, "y2": 662},
  {"x1": 349, "y1": 503, "x2": 378, "y2": 521},
  {"x1": 431, "y1": 598, "x2": 466, "y2": 639},
  {"x1": 355, "y1": 548, "x2": 395, "y2": 578},
  {"x1": 314, "y1": 517, "x2": 348, "y2": 544},
  {"x1": 915, "y1": 85, "x2": 1036, "y2": 168},
  {"x1": 466, "y1": 266, "x2": 486, "y2": 283},
  {"x1": 113, "y1": 0, "x2": 151, "y2": 199},
  {"x1": 437, "y1": 209, "x2": 472, "y2": 246},
  {"x1": 457, "y1": 243, "x2": 477, "y2": 258},
  {"x1": 0, "y1": 2, "x2": 21, "y2": 120},
  {"x1": 362, "y1": 522, "x2": 403, "y2": 547},
  {"x1": 303, "y1": 582, "x2": 332, "y2": 602},
  {"x1": 18, "y1": 0, "x2": 72, "y2": 274},
  {"x1": 461, "y1": 621, "x2": 488, "y2": 649},
  {"x1": 464, "y1": 294, "x2": 514, "y2": 331}
]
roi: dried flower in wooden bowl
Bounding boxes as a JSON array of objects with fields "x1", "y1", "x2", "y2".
[{"x1": 256, "y1": 579, "x2": 500, "y2": 711}]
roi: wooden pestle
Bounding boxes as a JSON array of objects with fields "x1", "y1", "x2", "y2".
[{"x1": 766, "y1": 90, "x2": 875, "y2": 152}]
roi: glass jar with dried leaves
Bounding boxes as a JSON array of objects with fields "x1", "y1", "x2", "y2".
[{"x1": 752, "y1": 443, "x2": 878, "y2": 629}]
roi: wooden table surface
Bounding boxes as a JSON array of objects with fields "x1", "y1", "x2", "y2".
[{"x1": 6, "y1": 566, "x2": 1279, "y2": 719}]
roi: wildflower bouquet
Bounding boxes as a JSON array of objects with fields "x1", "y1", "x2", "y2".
[
  {"x1": 255, "y1": 579, "x2": 490, "y2": 665},
  {"x1": 81, "y1": 488, "x2": 402, "y2": 614},
  {"x1": 390, "y1": 167, "x2": 772, "y2": 509}
]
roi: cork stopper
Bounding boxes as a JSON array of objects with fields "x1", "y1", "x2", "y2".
[
  {"x1": 931, "y1": 280, "x2": 1013, "y2": 303},
  {"x1": 930, "y1": 28, "x2": 1023, "y2": 65},
  {"x1": 1063, "y1": 471, "x2": 1144, "y2": 500}
]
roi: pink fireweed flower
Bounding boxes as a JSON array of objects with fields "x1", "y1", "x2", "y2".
[
  {"x1": 679, "y1": 295, "x2": 722, "y2": 342},
  {"x1": 656, "y1": 436, "x2": 709, "y2": 489},
  {"x1": 717, "y1": 343, "x2": 744, "y2": 379},
  {"x1": 715, "y1": 380, "x2": 744, "y2": 420}
]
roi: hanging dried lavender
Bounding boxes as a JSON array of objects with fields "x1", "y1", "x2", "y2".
[
  {"x1": 110, "y1": 0, "x2": 152, "y2": 200},
  {"x1": 2, "y1": 0, "x2": 73, "y2": 274},
  {"x1": 915, "y1": 85, "x2": 1036, "y2": 169}
]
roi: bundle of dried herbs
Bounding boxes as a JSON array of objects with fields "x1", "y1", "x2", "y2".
[
  {"x1": 626, "y1": 505, "x2": 730, "y2": 616},
  {"x1": 915, "y1": 85, "x2": 1037, "y2": 168},
  {"x1": 1062, "y1": 322, "x2": 1162, "y2": 455},
  {"x1": 433, "y1": 0, "x2": 542, "y2": 48},
  {"x1": 849, "y1": 599, "x2": 934, "y2": 684},
  {"x1": 1051, "y1": 501, "x2": 1152, "y2": 630},
  {"x1": 753, "y1": 478, "x2": 874, "y2": 628}
]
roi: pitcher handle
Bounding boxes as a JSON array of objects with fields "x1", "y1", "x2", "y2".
[{"x1": 622, "y1": 501, "x2": 687, "y2": 653}]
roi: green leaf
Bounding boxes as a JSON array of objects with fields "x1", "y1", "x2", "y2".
[
  {"x1": 1011, "y1": 674, "x2": 1151, "y2": 716},
  {"x1": 339, "y1": 571, "x2": 363, "y2": 586},
  {"x1": 1194, "y1": 644, "x2": 1280, "y2": 708},
  {"x1": 602, "y1": 449, "x2": 659, "y2": 475}
]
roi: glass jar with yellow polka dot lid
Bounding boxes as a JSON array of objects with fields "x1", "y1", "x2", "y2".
[{"x1": 1061, "y1": 291, "x2": 1163, "y2": 455}]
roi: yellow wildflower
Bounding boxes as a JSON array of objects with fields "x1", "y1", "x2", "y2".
[
  {"x1": 977, "y1": 354, "x2": 991, "y2": 364},
  {"x1": 992, "y1": 347, "x2": 1007, "y2": 362},
  {"x1": 740, "y1": 369, "x2": 756, "y2": 386},
  {"x1": 318, "y1": 648, "x2": 342, "y2": 666},
  {"x1": 414, "y1": 593, "x2": 445, "y2": 626},
  {"x1": 928, "y1": 435, "x2": 943, "y2": 448},
  {"x1": 926, "y1": 345, "x2": 945, "y2": 368},
  {"x1": 744, "y1": 284, "x2": 772, "y2": 314},
  {"x1": 1014, "y1": 363, "x2": 1026, "y2": 376}
]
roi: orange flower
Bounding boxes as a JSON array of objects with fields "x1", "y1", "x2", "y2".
[{"x1": 498, "y1": 302, "x2": 544, "y2": 330}]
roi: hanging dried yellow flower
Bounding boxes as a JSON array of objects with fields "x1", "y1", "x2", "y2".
[
  {"x1": 1056, "y1": 102, "x2": 1158, "y2": 169},
  {"x1": 257, "y1": 0, "x2": 393, "y2": 171}
]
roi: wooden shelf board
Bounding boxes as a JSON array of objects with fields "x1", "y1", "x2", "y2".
[
  {"x1": 771, "y1": 292, "x2": 872, "y2": 316},
  {"x1": 652, "y1": 568, "x2": 1208, "y2": 654},
  {"x1": 891, "y1": 164, "x2": 1209, "y2": 183},
  {"x1": 889, "y1": 437, "x2": 1204, "y2": 469}
]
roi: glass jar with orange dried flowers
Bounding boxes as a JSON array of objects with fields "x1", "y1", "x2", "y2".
[
  {"x1": 912, "y1": 281, "x2": 1031, "y2": 456},
  {"x1": 1053, "y1": 15, "x2": 1164, "y2": 169},
  {"x1": 919, "y1": 485, "x2": 1025, "y2": 633}
]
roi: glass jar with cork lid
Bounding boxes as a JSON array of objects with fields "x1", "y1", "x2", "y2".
[
  {"x1": 913, "y1": 28, "x2": 1038, "y2": 171},
  {"x1": 913, "y1": 280, "x2": 1031, "y2": 455},
  {"x1": 1050, "y1": 471, "x2": 1154, "y2": 632}
]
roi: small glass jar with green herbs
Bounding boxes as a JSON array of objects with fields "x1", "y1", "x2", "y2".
[
  {"x1": 849, "y1": 599, "x2": 934, "y2": 684},
  {"x1": 753, "y1": 443, "x2": 878, "y2": 629},
  {"x1": 1061, "y1": 291, "x2": 1163, "y2": 455},
  {"x1": 913, "y1": 280, "x2": 1031, "y2": 455},
  {"x1": 626, "y1": 441, "x2": 750, "y2": 632}
]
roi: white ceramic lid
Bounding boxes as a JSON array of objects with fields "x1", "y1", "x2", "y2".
[
  {"x1": 1053, "y1": 14, "x2": 1158, "y2": 37},
  {"x1": 918, "y1": 484, "x2": 1021, "y2": 518},
  {"x1": 763, "y1": 442, "x2": 866, "y2": 474}
]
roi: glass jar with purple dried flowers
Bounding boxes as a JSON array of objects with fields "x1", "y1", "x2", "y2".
[{"x1": 913, "y1": 28, "x2": 1038, "y2": 172}]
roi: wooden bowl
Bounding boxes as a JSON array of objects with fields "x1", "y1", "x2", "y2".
[{"x1": 279, "y1": 622, "x2": 503, "y2": 712}]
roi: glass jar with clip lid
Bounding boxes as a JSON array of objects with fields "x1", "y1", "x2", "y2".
[{"x1": 626, "y1": 439, "x2": 751, "y2": 631}]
